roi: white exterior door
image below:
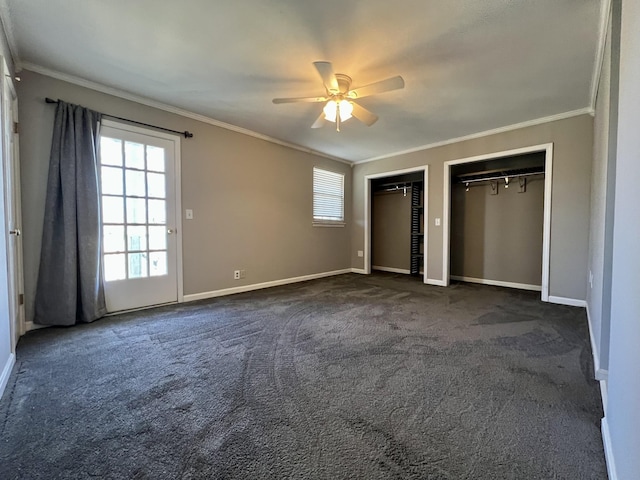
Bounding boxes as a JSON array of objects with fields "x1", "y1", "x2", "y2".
[{"x1": 99, "y1": 121, "x2": 181, "y2": 312}]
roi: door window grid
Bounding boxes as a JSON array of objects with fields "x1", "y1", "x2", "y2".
[{"x1": 100, "y1": 138, "x2": 168, "y2": 281}]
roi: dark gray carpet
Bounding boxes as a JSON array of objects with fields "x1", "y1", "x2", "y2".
[{"x1": 0, "y1": 273, "x2": 606, "y2": 479}]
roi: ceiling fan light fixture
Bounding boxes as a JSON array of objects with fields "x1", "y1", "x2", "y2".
[
  {"x1": 339, "y1": 99, "x2": 353, "y2": 121},
  {"x1": 322, "y1": 100, "x2": 337, "y2": 121},
  {"x1": 323, "y1": 99, "x2": 353, "y2": 122}
]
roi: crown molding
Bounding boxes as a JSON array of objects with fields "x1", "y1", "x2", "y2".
[
  {"x1": 23, "y1": 61, "x2": 595, "y2": 168},
  {"x1": 353, "y1": 107, "x2": 593, "y2": 165},
  {"x1": 590, "y1": 0, "x2": 613, "y2": 112},
  {"x1": 22, "y1": 62, "x2": 352, "y2": 165}
]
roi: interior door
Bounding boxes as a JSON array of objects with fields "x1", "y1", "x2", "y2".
[
  {"x1": 99, "y1": 122, "x2": 181, "y2": 312},
  {"x1": 2, "y1": 61, "x2": 24, "y2": 348}
]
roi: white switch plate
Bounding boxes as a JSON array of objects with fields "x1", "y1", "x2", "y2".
[
  {"x1": 357, "y1": 250, "x2": 364, "y2": 257},
  {"x1": 185, "y1": 209, "x2": 193, "y2": 219},
  {"x1": 435, "y1": 218, "x2": 441, "y2": 226}
]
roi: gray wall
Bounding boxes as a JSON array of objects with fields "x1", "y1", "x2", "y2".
[
  {"x1": 587, "y1": 6, "x2": 618, "y2": 377},
  {"x1": 18, "y1": 70, "x2": 352, "y2": 323},
  {"x1": 352, "y1": 114, "x2": 593, "y2": 300},
  {"x1": 372, "y1": 191, "x2": 411, "y2": 271},
  {"x1": 450, "y1": 177, "x2": 544, "y2": 286},
  {"x1": 606, "y1": 0, "x2": 640, "y2": 477}
]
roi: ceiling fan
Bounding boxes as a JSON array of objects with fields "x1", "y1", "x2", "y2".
[{"x1": 272, "y1": 61, "x2": 405, "y2": 132}]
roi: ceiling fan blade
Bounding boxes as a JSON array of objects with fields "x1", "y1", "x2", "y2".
[
  {"x1": 349, "y1": 76, "x2": 405, "y2": 99},
  {"x1": 313, "y1": 61, "x2": 339, "y2": 93},
  {"x1": 272, "y1": 96, "x2": 327, "y2": 104},
  {"x1": 351, "y1": 102, "x2": 379, "y2": 126},
  {"x1": 311, "y1": 111, "x2": 326, "y2": 129}
]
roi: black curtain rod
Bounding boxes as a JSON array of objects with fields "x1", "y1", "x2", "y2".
[{"x1": 45, "y1": 98, "x2": 194, "y2": 138}]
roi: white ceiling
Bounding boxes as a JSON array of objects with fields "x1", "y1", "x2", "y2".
[{"x1": 1, "y1": 0, "x2": 604, "y2": 163}]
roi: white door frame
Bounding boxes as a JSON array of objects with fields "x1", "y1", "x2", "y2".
[
  {"x1": 442, "y1": 143, "x2": 554, "y2": 301},
  {"x1": 100, "y1": 119, "x2": 184, "y2": 306},
  {"x1": 364, "y1": 165, "x2": 429, "y2": 284}
]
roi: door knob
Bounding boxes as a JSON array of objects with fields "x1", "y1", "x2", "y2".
[
  {"x1": 167, "y1": 228, "x2": 175, "y2": 234},
  {"x1": 9, "y1": 229, "x2": 20, "y2": 236}
]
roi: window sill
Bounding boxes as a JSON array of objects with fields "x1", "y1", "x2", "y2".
[{"x1": 313, "y1": 221, "x2": 345, "y2": 228}]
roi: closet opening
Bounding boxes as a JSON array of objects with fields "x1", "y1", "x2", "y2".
[
  {"x1": 443, "y1": 144, "x2": 553, "y2": 301},
  {"x1": 363, "y1": 166, "x2": 429, "y2": 284},
  {"x1": 371, "y1": 172, "x2": 424, "y2": 277}
]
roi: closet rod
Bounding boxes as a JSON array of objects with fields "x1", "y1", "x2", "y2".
[
  {"x1": 460, "y1": 171, "x2": 543, "y2": 185},
  {"x1": 375, "y1": 180, "x2": 414, "y2": 188},
  {"x1": 45, "y1": 97, "x2": 194, "y2": 138},
  {"x1": 378, "y1": 185, "x2": 414, "y2": 193}
]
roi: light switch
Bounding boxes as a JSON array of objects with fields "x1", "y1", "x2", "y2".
[
  {"x1": 357, "y1": 250, "x2": 364, "y2": 257},
  {"x1": 185, "y1": 209, "x2": 194, "y2": 220},
  {"x1": 435, "y1": 217, "x2": 441, "y2": 226}
]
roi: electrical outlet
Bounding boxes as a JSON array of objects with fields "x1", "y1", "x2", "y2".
[
  {"x1": 240, "y1": 270, "x2": 246, "y2": 279},
  {"x1": 233, "y1": 270, "x2": 241, "y2": 280},
  {"x1": 357, "y1": 250, "x2": 364, "y2": 257},
  {"x1": 435, "y1": 218, "x2": 441, "y2": 226}
]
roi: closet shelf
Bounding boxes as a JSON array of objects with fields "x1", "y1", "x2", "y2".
[
  {"x1": 454, "y1": 166, "x2": 544, "y2": 184},
  {"x1": 410, "y1": 181, "x2": 424, "y2": 277}
]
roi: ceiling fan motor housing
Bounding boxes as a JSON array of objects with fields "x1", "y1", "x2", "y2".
[{"x1": 333, "y1": 74, "x2": 353, "y2": 96}]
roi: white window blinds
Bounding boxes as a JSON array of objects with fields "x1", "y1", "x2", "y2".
[{"x1": 313, "y1": 167, "x2": 344, "y2": 223}]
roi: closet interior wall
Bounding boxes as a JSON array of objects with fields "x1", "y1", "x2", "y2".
[{"x1": 450, "y1": 153, "x2": 545, "y2": 288}]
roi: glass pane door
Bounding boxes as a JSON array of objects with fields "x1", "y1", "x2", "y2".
[{"x1": 99, "y1": 123, "x2": 179, "y2": 312}]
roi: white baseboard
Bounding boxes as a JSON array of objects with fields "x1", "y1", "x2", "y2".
[
  {"x1": 351, "y1": 268, "x2": 367, "y2": 274},
  {"x1": 183, "y1": 269, "x2": 352, "y2": 302},
  {"x1": 547, "y1": 295, "x2": 587, "y2": 307},
  {"x1": 426, "y1": 278, "x2": 447, "y2": 287},
  {"x1": 450, "y1": 275, "x2": 542, "y2": 292},
  {"x1": 0, "y1": 353, "x2": 16, "y2": 400},
  {"x1": 599, "y1": 378, "x2": 608, "y2": 413},
  {"x1": 372, "y1": 266, "x2": 411, "y2": 274},
  {"x1": 586, "y1": 304, "x2": 608, "y2": 381},
  {"x1": 586, "y1": 303, "x2": 603, "y2": 378},
  {"x1": 601, "y1": 416, "x2": 618, "y2": 480}
]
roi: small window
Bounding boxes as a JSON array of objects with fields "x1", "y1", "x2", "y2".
[{"x1": 313, "y1": 167, "x2": 344, "y2": 225}]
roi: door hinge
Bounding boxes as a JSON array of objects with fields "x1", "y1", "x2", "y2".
[
  {"x1": 13, "y1": 122, "x2": 18, "y2": 134},
  {"x1": 18, "y1": 293, "x2": 24, "y2": 306}
]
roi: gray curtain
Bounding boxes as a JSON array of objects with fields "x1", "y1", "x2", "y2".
[{"x1": 34, "y1": 101, "x2": 106, "y2": 326}]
